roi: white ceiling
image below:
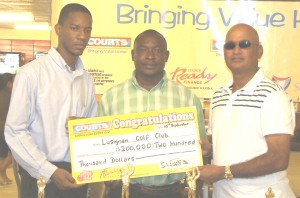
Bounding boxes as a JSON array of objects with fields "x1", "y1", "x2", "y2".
[{"x1": 0, "y1": 0, "x2": 51, "y2": 29}]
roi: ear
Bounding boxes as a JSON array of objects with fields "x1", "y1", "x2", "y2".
[
  {"x1": 55, "y1": 24, "x2": 62, "y2": 37},
  {"x1": 165, "y1": 50, "x2": 170, "y2": 62},
  {"x1": 131, "y1": 49, "x2": 134, "y2": 61},
  {"x1": 257, "y1": 44, "x2": 263, "y2": 59}
]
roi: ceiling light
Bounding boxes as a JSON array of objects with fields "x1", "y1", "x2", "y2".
[
  {"x1": 0, "y1": 12, "x2": 33, "y2": 22},
  {"x1": 14, "y1": 23, "x2": 51, "y2": 30}
]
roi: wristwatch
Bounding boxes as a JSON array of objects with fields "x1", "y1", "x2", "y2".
[{"x1": 224, "y1": 165, "x2": 233, "y2": 180}]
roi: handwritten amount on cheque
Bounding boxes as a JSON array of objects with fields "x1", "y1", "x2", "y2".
[
  {"x1": 114, "y1": 133, "x2": 196, "y2": 153},
  {"x1": 78, "y1": 131, "x2": 197, "y2": 168}
]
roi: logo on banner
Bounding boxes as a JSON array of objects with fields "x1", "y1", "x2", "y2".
[
  {"x1": 211, "y1": 40, "x2": 224, "y2": 52},
  {"x1": 73, "y1": 122, "x2": 111, "y2": 132},
  {"x1": 271, "y1": 75, "x2": 291, "y2": 90},
  {"x1": 88, "y1": 37, "x2": 131, "y2": 47}
]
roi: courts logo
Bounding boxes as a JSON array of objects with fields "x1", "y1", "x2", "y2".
[
  {"x1": 88, "y1": 37, "x2": 131, "y2": 47},
  {"x1": 73, "y1": 122, "x2": 111, "y2": 132},
  {"x1": 211, "y1": 40, "x2": 224, "y2": 52}
]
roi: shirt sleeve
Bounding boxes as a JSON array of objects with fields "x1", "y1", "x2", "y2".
[
  {"x1": 193, "y1": 95, "x2": 207, "y2": 139},
  {"x1": 206, "y1": 99, "x2": 213, "y2": 136},
  {"x1": 86, "y1": 75, "x2": 98, "y2": 118},
  {"x1": 98, "y1": 97, "x2": 106, "y2": 117},
  {"x1": 98, "y1": 89, "x2": 112, "y2": 117},
  {"x1": 4, "y1": 71, "x2": 57, "y2": 182},
  {"x1": 261, "y1": 91, "x2": 295, "y2": 136}
]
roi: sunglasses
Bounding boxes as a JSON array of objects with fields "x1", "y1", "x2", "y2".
[{"x1": 224, "y1": 40, "x2": 259, "y2": 50}]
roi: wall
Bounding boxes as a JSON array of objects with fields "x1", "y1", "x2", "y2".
[
  {"x1": 0, "y1": 28, "x2": 51, "y2": 66},
  {"x1": 0, "y1": 28, "x2": 51, "y2": 40},
  {"x1": 0, "y1": 39, "x2": 51, "y2": 65}
]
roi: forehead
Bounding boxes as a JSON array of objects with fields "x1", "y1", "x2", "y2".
[
  {"x1": 135, "y1": 33, "x2": 166, "y2": 47},
  {"x1": 226, "y1": 25, "x2": 258, "y2": 42},
  {"x1": 64, "y1": 11, "x2": 92, "y2": 25}
]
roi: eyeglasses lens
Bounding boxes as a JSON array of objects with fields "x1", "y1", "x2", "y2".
[
  {"x1": 239, "y1": 41, "x2": 251, "y2": 48},
  {"x1": 224, "y1": 42, "x2": 235, "y2": 50},
  {"x1": 224, "y1": 40, "x2": 252, "y2": 50}
]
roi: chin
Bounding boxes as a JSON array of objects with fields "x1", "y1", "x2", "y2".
[{"x1": 73, "y1": 50, "x2": 85, "y2": 56}]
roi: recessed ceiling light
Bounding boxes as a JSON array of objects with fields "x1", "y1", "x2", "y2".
[
  {"x1": 0, "y1": 12, "x2": 34, "y2": 22},
  {"x1": 14, "y1": 23, "x2": 51, "y2": 30}
]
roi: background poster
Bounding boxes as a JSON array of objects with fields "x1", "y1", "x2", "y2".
[{"x1": 52, "y1": 0, "x2": 300, "y2": 101}]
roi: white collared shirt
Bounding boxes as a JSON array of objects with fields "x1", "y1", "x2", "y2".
[
  {"x1": 5, "y1": 48, "x2": 98, "y2": 182},
  {"x1": 208, "y1": 68, "x2": 295, "y2": 197}
]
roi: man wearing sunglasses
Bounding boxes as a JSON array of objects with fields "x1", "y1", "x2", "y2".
[{"x1": 198, "y1": 23, "x2": 296, "y2": 197}]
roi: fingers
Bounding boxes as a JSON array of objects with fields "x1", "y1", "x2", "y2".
[
  {"x1": 66, "y1": 116, "x2": 84, "y2": 133},
  {"x1": 51, "y1": 168, "x2": 83, "y2": 190},
  {"x1": 68, "y1": 116, "x2": 79, "y2": 121},
  {"x1": 65, "y1": 171, "x2": 76, "y2": 184},
  {"x1": 104, "y1": 180, "x2": 122, "y2": 189}
]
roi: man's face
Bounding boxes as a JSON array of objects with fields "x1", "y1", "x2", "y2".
[
  {"x1": 55, "y1": 11, "x2": 92, "y2": 58},
  {"x1": 223, "y1": 25, "x2": 263, "y2": 73},
  {"x1": 131, "y1": 33, "x2": 169, "y2": 79}
]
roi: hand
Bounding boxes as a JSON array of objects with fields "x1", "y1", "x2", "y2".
[
  {"x1": 198, "y1": 165, "x2": 224, "y2": 184},
  {"x1": 199, "y1": 139, "x2": 212, "y2": 157},
  {"x1": 50, "y1": 168, "x2": 84, "y2": 190},
  {"x1": 104, "y1": 180, "x2": 122, "y2": 189},
  {"x1": 65, "y1": 116, "x2": 84, "y2": 134},
  {"x1": 68, "y1": 116, "x2": 83, "y2": 121}
]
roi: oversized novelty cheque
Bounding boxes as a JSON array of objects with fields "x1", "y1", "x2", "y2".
[{"x1": 68, "y1": 106, "x2": 203, "y2": 184}]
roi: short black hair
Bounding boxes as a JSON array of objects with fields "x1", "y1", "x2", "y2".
[
  {"x1": 134, "y1": 29, "x2": 168, "y2": 49},
  {"x1": 58, "y1": 3, "x2": 92, "y2": 25},
  {"x1": 0, "y1": 73, "x2": 15, "y2": 90}
]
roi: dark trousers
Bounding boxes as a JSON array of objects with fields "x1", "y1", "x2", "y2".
[
  {"x1": 0, "y1": 132, "x2": 9, "y2": 158},
  {"x1": 20, "y1": 162, "x2": 87, "y2": 198},
  {"x1": 106, "y1": 185, "x2": 183, "y2": 198}
]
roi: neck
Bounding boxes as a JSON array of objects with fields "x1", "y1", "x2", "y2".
[
  {"x1": 231, "y1": 77, "x2": 248, "y2": 93},
  {"x1": 63, "y1": 56, "x2": 77, "y2": 71},
  {"x1": 56, "y1": 48, "x2": 77, "y2": 71},
  {"x1": 136, "y1": 74, "x2": 163, "y2": 91},
  {"x1": 231, "y1": 68, "x2": 258, "y2": 93}
]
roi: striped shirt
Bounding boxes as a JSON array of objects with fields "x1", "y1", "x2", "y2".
[
  {"x1": 99, "y1": 71, "x2": 206, "y2": 186},
  {"x1": 208, "y1": 68, "x2": 295, "y2": 197},
  {"x1": 211, "y1": 73, "x2": 284, "y2": 110}
]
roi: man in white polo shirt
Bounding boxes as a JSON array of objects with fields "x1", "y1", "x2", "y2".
[{"x1": 198, "y1": 23, "x2": 295, "y2": 197}]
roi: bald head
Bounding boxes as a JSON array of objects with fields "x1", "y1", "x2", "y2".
[
  {"x1": 223, "y1": 23, "x2": 263, "y2": 78},
  {"x1": 226, "y1": 23, "x2": 260, "y2": 44}
]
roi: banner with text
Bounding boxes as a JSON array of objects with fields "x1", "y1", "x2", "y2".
[{"x1": 52, "y1": 0, "x2": 300, "y2": 101}]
